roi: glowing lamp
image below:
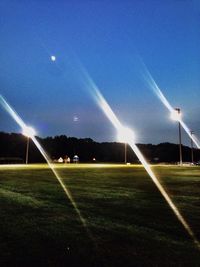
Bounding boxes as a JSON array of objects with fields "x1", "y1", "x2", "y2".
[
  {"x1": 170, "y1": 108, "x2": 181, "y2": 121},
  {"x1": 117, "y1": 126, "x2": 135, "y2": 143},
  {"x1": 22, "y1": 126, "x2": 36, "y2": 138}
]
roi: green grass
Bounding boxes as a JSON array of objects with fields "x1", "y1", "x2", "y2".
[{"x1": 0, "y1": 164, "x2": 200, "y2": 266}]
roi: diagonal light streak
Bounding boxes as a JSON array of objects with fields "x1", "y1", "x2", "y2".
[
  {"x1": 12, "y1": 41, "x2": 199, "y2": 249},
  {"x1": 141, "y1": 63, "x2": 200, "y2": 149},
  {"x1": 0, "y1": 94, "x2": 89, "y2": 234},
  {"x1": 76, "y1": 68, "x2": 200, "y2": 250}
]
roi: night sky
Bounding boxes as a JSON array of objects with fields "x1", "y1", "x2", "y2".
[{"x1": 0, "y1": 0, "x2": 200, "y2": 145}]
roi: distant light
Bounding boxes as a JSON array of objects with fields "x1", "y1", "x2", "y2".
[
  {"x1": 117, "y1": 126, "x2": 135, "y2": 143},
  {"x1": 22, "y1": 126, "x2": 36, "y2": 138},
  {"x1": 170, "y1": 109, "x2": 182, "y2": 121},
  {"x1": 51, "y1": 55, "x2": 56, "y2": 62},
  {"x1": 73, "y1": 116, "x2": 79, "y2": 122}
]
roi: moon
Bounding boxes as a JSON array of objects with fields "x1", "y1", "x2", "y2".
[{"x1": 50, "y1": 55, "x2": 56, "y2": 62}]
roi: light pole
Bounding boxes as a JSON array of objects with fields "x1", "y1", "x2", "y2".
[
  {"x1": 191, "y1": 131, "x2": 194, "y2": 164},
  {"x1": 25, "y1": 136, "x2": 30, "y2": 164},
  {"x1": 117, "y1": 126, "x2": 134, "y2": 164},
  {"x1": 175, "y1": 108, "x2": 182, "y2": 165},
  {"x1": 22, "y1": 126, "x2": 36, "y2": 164},
  {"x1": 171, "y1": 108, "x2": 182, "y2": 165}
]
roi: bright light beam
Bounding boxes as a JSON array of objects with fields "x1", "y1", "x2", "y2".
[
  {"x1": 77, "y1": 68, "x2": 200, "y2": 250},
  {"x1": 0, "y1": 94, "x2": 89, "y2": 234},
  {"x1": 22, "y1": 126, "x2": 36, "y2": 138},
  {"x1": 17, "y1": 40, "x2": 200, "y2": 249},
  {"x1": 141, "y1": 63, "x2": 200, "y2": 149}
]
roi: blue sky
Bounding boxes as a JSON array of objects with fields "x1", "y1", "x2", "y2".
[{"x1": 0, "y1": 0, "x2": 200, "y2": 145}]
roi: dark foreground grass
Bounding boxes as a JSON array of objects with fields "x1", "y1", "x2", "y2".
[{"x1": 0, "y1": 164, "x2": 200, "y2": 267}]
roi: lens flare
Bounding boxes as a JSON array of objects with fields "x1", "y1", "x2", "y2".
[
  {"x1": 170, "y1": 110, "x2": 182, "y2": 121},
  {"x1": 140, "y1": 62, "x2": 200, "y2": 149},
  {"x1": 76, "y1": 68, "x2": 200, "y2": 250},
  {"x1": 117, "y1": 126, "x2": 135, "y2": 143},
  {"x1": 22, "y1": 126, "x2": 36, "y2": 138},
  {"x1": 0, "y1": 94, "x2": 89, "y2": 235}
]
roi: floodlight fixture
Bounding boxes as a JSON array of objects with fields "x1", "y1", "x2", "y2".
[
  {"x1": 22, "y1": 126, "x2": 36, "y2": 138},
  {"x1": 170, "y1": 108, "x2": 182, "y2": 121},
  {"x1": 117, "y1": 126, "x2": 135, "y2": 144}
]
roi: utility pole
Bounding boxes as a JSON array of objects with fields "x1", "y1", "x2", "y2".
[
  {"x1": 175, "y1": 108, "x2": 182, "y2": 165},
  {"x1": 25, "y1": 136, "x2": 30, "y2": 164},
  {"x1": 191, "y1": 131, "x2": 194, "y2": 164}
]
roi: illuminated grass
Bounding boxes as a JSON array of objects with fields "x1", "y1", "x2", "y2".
[{"x1": 0, "y1": 164, "x2": 200, "y2": 266}]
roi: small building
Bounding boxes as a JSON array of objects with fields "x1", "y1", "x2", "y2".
[
  {"x1": 73, "y1": 155, "x2": 79, "y2": 163},
  {"x1": 64, "y1": 156, "x2": 71, "y2": 163},
  {"x1": 58, "y1": 157, "x2": 64, "y2": 163}
]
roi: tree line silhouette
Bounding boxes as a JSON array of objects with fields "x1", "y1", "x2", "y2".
[{"x1": 0, "y1": 132, "x2": 199, "y2": 164}]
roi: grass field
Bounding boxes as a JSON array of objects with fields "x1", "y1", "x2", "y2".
[{"x1": 0, "y1": 164, "x2": 200, "y2": 267}]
